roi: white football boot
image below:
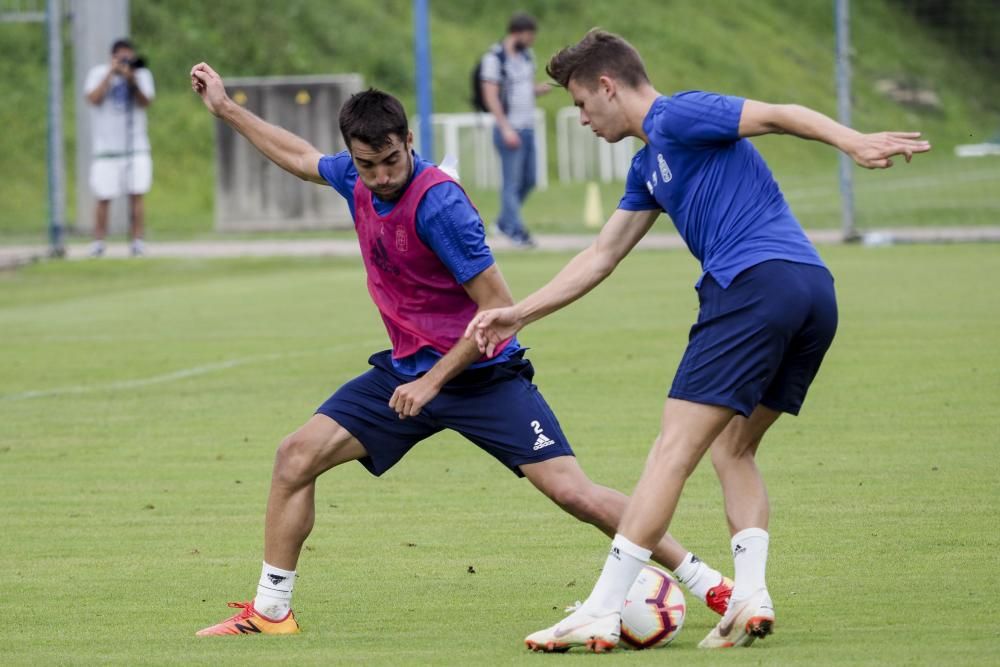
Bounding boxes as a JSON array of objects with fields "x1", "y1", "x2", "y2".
[
  {"x1": 699, "y1": 588, "x2": 775, "y2": 648},
  {"x1": 524, "y1": 603, "x2": 621, "y2": 653}
]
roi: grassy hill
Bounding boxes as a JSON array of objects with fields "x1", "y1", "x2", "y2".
[{"x1": 1, "y1": 0, "x2": 998, "y2": 239}]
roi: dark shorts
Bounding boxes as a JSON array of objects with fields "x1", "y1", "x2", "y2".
[
  {"x1": 669, "y1": 260, "x2": 838, "y2": 417},
  {"x1": 316, "y1": 350, "x2": 575, "y2": 477}
]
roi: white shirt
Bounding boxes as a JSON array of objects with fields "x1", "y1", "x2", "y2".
[
  {"x1": 480, "y1": 45, "x2": 536, "y2": 130},
  {"x1": 84, "y1": 64, "x2": 155, "y2": 155}
]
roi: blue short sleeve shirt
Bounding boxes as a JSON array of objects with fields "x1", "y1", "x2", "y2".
[
  {"x1": 618, "y1": 91, "x2": 826, "y2": 287},
  {"x1": 317, "y1": 151, "x2": 522, "y2": 374}
]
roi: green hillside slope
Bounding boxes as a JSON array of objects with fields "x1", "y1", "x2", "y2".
[{"x1": 1, "y1": 0, "x2": 998, "y2": 238}]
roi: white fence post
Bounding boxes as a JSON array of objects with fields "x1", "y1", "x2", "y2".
[
  {"x1": 555, "y1": 106, "x2": 635, "y2": 184},
  {"x1": 413, "y1": 111, "x2": 547, "y2": 191},
  {"x1": 533, "y1": 108, "x2": 548, "y2": 190}
]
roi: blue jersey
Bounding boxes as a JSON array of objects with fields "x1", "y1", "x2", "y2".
[
  {"x1": 618, "y1": 92, "x2": 825, "y2": 288},
  {"x1": 318, "y1": 151, "x2": 522, "y2": 374}
]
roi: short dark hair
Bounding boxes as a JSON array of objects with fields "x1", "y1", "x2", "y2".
[
  {"x1": 111, "y1": 38, "x2": 134, "y2": 54},
  {"x1": 546, "y1": 29, "x2": 650, "y2": 90},
  {"x1": 338, "y1": 88, "x2": 409, "y2": 152},
  {"x1": 507, "y1": 12, "x2": 537, "y2": 34}
]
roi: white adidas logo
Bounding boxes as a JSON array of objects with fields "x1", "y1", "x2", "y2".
[
  {"x1": 530, "y1": 419, "x2": 556, "y2": 450},
  {"x1": 532, "y1": 433, "x2": 556, "y2": 451}
]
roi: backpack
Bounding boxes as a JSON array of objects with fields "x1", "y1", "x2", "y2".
[{"x1": 471, "y1": 43, "x2": 507, "y2": 113}]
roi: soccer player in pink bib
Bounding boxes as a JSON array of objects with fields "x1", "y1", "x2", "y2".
[{"x1": 189, "y1": 62, "x2": 733, "y2": 637}]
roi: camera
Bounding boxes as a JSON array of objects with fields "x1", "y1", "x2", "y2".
[{"x1": 118, "y1": 55, "x2": 147, "y2": 70}]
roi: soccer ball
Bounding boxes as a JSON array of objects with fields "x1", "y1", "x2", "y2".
[{"x1": 620, "y1": 565, "x2": 686, "y2": 649}]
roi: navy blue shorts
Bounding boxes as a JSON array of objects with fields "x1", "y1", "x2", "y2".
[
  {"x1": 670, "y1": 260, "x2": 838, "y2": 417},
  {"x1": 316, "y1": 350, "x2": 575, "y2": 477}
]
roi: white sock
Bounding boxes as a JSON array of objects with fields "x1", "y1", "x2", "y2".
[
  {"x1": 582, "y1": 534, "x2": 652, "y2": 615},
  {"x1": 673, "y1": 552, "x2": 725, "y2": 602},
  {"x1": 255, "y1": 561, "x2": 296, "y2": 620},
  {"x1": 730, "y1": 528, "x2": 769, "y2": 601}
]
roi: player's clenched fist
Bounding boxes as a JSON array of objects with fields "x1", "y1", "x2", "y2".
[
  {"x1": 388, "y1": 377, "x2": 441, "y2": 420},
  {"x1": 190, "y1": 62, "x2": 228, "y2": 116}
]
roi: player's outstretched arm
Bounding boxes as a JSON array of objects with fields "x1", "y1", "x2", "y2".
[
  {"x1": 738, "y1": 100, "x2": 931, "y2": 169},
  {"x1": 190, "y1": 62, "x2": 325, "y2": 183},
  {"x1": 465, "y1": 208, "x2": 660, "y2": 356}
]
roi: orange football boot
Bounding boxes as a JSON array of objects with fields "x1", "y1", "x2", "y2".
[
  {"x1": 705, "y1": 576, "x2": 734, "y2": 616},
  {"x1": 196, "y1": 601, "x2": 300, "y2": 636}
]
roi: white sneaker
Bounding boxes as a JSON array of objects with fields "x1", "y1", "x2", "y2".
[
  {"x1": 130, "y1": 240, "x2": 145, "y2": 257},
  {"x1": 698, "y1": 588, "x2": 775, "y2": 648},
  {"x1": 89, "y1": 241, "x2": 105, "y2": 258},
  {"x1": 524, "y1": 603, "x2": 620, "y2": 653}
]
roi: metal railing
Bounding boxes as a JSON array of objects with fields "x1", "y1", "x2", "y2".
[
  {"x1": 413, "y1": 109, "x2": 548, "y2": 191},
  {"x1": 556, "y1": 106, "x2": 635, "y2": 184}
]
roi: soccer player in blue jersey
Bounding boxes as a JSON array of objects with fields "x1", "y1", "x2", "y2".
[
  {"x1": 189, "y1": 62, "x2": 734, "y2": 636},
  {"x1": 466, "y1": 30, "x2": 931, "y2": 652}
]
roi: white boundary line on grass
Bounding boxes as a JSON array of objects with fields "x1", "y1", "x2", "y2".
[{"x1": 1, "y1": 339, "x2": 384, "y2": 402}]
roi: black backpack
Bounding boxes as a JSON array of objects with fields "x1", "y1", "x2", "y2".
[{"x1": 471, "y1": 43, "x2": 507, "y2": 113}]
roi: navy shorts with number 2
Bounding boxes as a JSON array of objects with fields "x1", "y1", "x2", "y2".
[
  {"x1": 670, "y1": 260, "x2": 838, "y2": 417},
  {"x1": 316, "y1": 350, "x2": 574, "y2": 477}
]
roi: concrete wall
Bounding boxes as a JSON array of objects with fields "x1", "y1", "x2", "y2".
[
  {"x1": 214, "y1": 74, "x2": 363, "y2": 231},
  {"x1": 71, "y1": 0, "x2": 129, "y2": 234}
]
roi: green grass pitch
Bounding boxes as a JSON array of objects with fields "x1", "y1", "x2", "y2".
[{"x1": 2, "y1": 244, "x2": 998, "y2": 665}]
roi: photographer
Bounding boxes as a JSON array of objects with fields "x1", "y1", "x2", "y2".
[{"x1": 83, "y1": 38, "x2": 155, "y2": 257}]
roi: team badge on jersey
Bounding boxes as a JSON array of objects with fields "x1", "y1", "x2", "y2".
[
  {"x1": 657, "y1": 153, "x2": 672, "y2": 183},
  {"x1": 395, "y1": 225, "x2": 408, "y2": 252}
]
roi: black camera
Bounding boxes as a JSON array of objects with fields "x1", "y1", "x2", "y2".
[{"x1": 118, "y1": 55, "x2": 147, "y2": 70}]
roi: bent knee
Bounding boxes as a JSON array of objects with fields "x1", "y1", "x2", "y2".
[
  {"x1": 648, "y1": 438, "x2": 705, "y2": 479},
  {"x1": 548, "y1": 483, "x2": 602, "y2": 522},
  {"x1": 710, "y1": 440, "x2": 757, "y2": 471},
  {"x1": 273, "y1": 433, "x2": 326, "y2": 486}
]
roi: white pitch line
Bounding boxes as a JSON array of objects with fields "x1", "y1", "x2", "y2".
[{"x1": 1, "y1": 340, "x2": 383, "y2": 402}]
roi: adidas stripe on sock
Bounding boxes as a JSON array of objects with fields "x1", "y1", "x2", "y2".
[
  {"x1": 674, "y1": 551, "x2": 726, "y2": 602},
  {"x1": 730, "y1": 528, "x2": 769, "y2": 601},
  {"x1": 583, "y1": 534, "x2": 652, "y2": 615}
]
